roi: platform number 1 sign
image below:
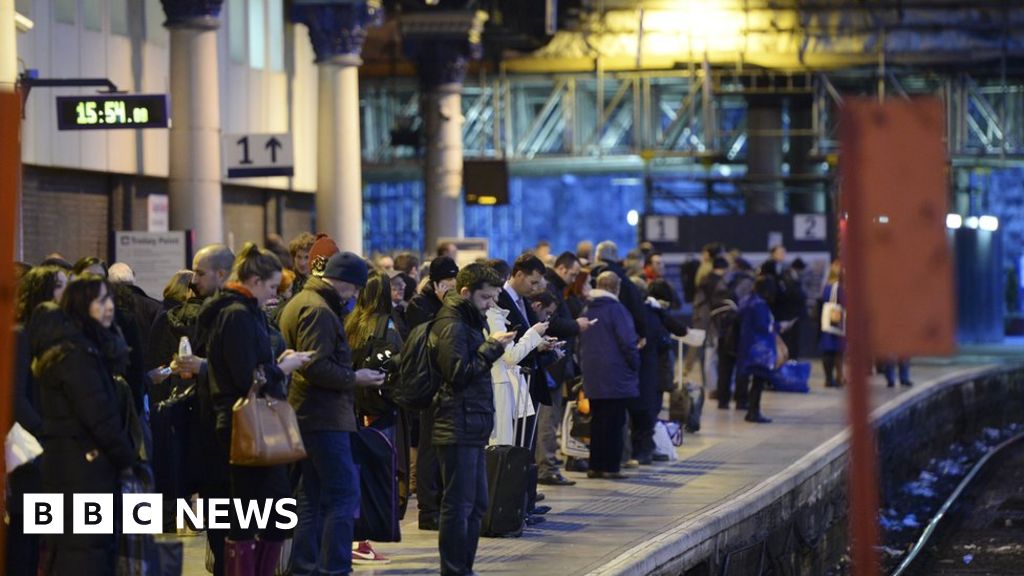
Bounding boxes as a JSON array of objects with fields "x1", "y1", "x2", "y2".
[
  {"x1": 223, "y1": 133, "x2": 294, "y2": 178},
  {"x1": 793, "y1": 214, "x2": 827, "y2": 241}
]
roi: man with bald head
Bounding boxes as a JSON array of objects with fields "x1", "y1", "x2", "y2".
[
  {"x1": 191, "y1": 244, "x2": 235, "y2": 298},
  {"x1": 147, "y1": 243, "x2": 234, "y2": 570}
]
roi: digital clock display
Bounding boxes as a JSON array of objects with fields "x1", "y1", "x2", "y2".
[{"x1": 55, "y1": 94, "x2": 170, "y2": 130}]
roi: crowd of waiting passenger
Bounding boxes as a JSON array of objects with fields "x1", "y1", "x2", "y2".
[{"x1": 6, "y1": 233, "x2": 911, "y2": 576}]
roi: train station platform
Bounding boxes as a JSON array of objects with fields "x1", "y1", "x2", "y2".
[{"x1": 179, "y1": 350, "x2": 1023, "y2": 576}]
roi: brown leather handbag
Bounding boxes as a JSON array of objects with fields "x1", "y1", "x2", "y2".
[{"x1": 230, "y1": 368, "x2": 307, "y2": 466}]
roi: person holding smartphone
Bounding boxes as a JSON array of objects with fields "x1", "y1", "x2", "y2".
[
  {"x1": 429, "y1": 264, "x2": 516, "y2": 576},
  {"x1": 278, "y1": 249, "x2": 386, "y2": 576},
  {"x1": 194, "y1": 243, "x2": 312, "y2": 575}
]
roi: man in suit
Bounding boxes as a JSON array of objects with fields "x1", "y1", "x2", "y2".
[
  {"x1": 497, "y1": 254, "x2": 558, "y2": 518},
  {"x1": 499, "y1": 254, "x2": 551, "y2": 410}
]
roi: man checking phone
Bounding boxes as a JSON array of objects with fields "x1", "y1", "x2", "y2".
[
  {"x1": 428, "y1": 263, "x2": 515, "y2": 576},
  {"x1": 279, "y1": 248, "x2": 385, "y2": 575}
]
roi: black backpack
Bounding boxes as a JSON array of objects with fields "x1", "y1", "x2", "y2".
[{"x1": 388, "y1": 320, "x2": 440, "y2": 411}]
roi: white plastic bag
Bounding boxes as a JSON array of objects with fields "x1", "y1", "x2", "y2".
[
  {"x1": 652, "y1": 421, "x2": 679, "y2": 461},
  {"x1": 5, "y1": 422, "x2": 43, "y2": 472}
]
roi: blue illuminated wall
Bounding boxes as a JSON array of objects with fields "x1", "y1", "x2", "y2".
[{"x1": 364, "y1": 173, "x2": 646, "y2": 262}]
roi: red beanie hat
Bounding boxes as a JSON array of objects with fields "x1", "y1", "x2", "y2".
[{"x1": 308, "y1": 233, "x2": 340, "y2": 277}]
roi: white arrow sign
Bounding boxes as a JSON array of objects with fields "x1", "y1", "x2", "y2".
[{"x1": 223, "y1": 133, "x2": 294, "y2": 178}]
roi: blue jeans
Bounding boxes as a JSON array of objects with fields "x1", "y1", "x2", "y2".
[
  {"x1": 883, "y1": 360, "x2": 911, "y2": 385},
  {"x1": 290, "y1": 431, "x2": 360, "y2": 576},
  {"x1": 438, "y1": 444, "x2": 489, "y2": 576}
]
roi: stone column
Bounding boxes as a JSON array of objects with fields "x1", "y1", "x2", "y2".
[
  {"x1": 162, "y1": 0, "x2": 224, "y2": 247},
  {"x1": 0, "y1": 0, "x2": 16, "y2": 90},
  {"x1": 403, "y1": 11, "x2": 488, "y2": 254},
  {"x1": 293, "y1": 2, "x2": 381, "y2": 255}
]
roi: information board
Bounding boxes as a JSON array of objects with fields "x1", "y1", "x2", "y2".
[{"x1": 112, "y1": 231, "x2": 189, "y2": 299}]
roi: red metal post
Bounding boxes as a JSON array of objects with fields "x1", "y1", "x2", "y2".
[{"x1": 0, "y1": 88, "x2": 22, "y2": 572}]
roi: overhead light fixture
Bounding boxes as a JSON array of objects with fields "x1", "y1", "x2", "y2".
[
  {"x1": 877, "y1": 215, "x2": 890, "y2": 224},
  {"x1": 946, "y1": 214, "x2": 962, "y2": 229},
  {"x1": 627, "y1": 210, "x2": 639, "y2": 227},
  {"x1": 964, "y1": 216, "x2": 979, "y2": 229},
  {"x1": 15, "y1": 12, "x2": 34, "y2": 32},
  {"x1": 979, "y1": 215, "x2": 999, "y2": 231}
]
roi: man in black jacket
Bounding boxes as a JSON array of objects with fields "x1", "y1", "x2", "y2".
[
  {"x1": 279, "y1": 250, "x2": 385, "y2": 576},
  {"x1": 406, "y1": 255, "x2": 458, "y2": 529},
  {"x1": 406, "y1": 256, "x2": 458, "y2": 330},
  {"x1": 430, "y1": 263, "x2": 514, "y2": 576}
]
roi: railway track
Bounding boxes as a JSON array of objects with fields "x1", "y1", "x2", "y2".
[{"x1": 893, "y1": 433, "x2": 1024, "y2": 576}]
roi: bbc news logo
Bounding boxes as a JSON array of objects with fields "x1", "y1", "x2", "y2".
[{"x1": 23, "y1": 495, "x2": 298, "y2": 535}]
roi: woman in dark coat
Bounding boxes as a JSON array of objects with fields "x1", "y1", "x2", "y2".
[
  {"x1": 579, "y1": 271, "x2": 640, "y2": 479},
  {"x1": 32, "y1": 274, "x2": 138, "y2": 576},
  {"x1": 736, "y1": 276, "x2": 787, "y2": 424},
  {"x1": 8, "y1": 266, "x2": 67, "y2": 576},
  {"x1": 346, "y1": 271, "x2": 409, "y2": 554},
  {"x1": 195, "y1": 243, "x2": 310, "y2": 576}
]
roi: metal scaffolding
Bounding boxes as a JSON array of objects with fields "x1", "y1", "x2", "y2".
[{"x1": 360, "y1": 68, "x2": 1024, "y2": 168}]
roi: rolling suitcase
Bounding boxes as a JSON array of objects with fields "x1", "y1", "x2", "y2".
[
  {"x1": 352, "y1": 424, "x2": 402, "y2": 542},
  {"x1": 481, "y1": 380, "x2": 534, "y2": 538},
  {"x1": 481, "y1": 444, "x2": 531, "y2": 537}
]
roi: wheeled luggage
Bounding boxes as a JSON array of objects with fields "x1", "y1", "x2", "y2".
[{"x1": 352, "y1": 424, "x2": 402, "y2": 542}]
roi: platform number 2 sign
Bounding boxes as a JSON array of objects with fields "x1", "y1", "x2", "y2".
[
  {"x1": 645, "y1": 216, "x2": 679, "y2": 242},
  {"x1": 793, "y1": 214, "x2": 827, "y2": 241}
]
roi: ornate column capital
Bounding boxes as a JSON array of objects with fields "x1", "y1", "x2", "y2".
[
  {"x1": 291, "y1": 1, "x2": 384, "y2": 65},
  {"x1": 160, "y1": 0, "x2": 224, "y2": 30},
  {"x1": 401, "y1": 10, "x2": 488, "y2": 90}
]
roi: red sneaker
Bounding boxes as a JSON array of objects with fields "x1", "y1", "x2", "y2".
[{"x1": 352, "y1": 541, "x2": 391, "y2": 565}]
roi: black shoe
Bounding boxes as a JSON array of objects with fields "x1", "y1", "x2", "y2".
[
  {"x1": 745, "y1": 413, "x2": 773, "y2": 424},
  {"x1": 635, "y1": 454, "x2": 653, "y2": 465},
  {"x1": 718, "y1": 403, "x2": 730, "y2": 410},
  {"x1": 586, "y1": 470, "x2": 603, "y2": 479},
  {"x1": 684, "y1": 424, "x2": 700, "y2": 434},
  {"x1": 418, "y1": 517, "x2": 439, "y2": 531},
  {"x1": 530, "y1": 505, "x2": 551, "y2": 515},
  {"x1": 901, "y1": 381, "x2": 914, "y2": 387},
  {"x1": 566, "y1": 458, "x2": 590, "y2": 473},
  {"x1": 602, "y1": 471, "x2": 629, "y2": 480},
  {"x1": 538, "y1": 473, "x2": 576, "y2": 486},
  {"x1": 535, "y1": 492, "x2": 545, "y2": 503},
  {"x1": 652, "y1": 453, "x2": 670, "y2": 462},
  {"x1": 525, "y1": 515, "x2": 546, "y2": 526},
  {"x1": 887, "y1": 381, "x2": 895, "y2": 388}
]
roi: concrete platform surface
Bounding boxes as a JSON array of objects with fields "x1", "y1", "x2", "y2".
[{"x1": 179, "y1": 351, "x2": 1019, "y2": 575}]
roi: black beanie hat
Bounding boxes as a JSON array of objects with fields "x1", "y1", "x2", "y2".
[
  {"x1": 323, "y1": 252, "x2": 369, "y2": 287},
  {"x1": 429, "y1": 256, "x2": 459, "y2": 284}
]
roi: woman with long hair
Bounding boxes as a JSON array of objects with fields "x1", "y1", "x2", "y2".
[
  {"x1": 195, "y1": 243, "x2": 310, "y2": 575},
  {"x1": 7, "y1": 266, "x2": 68, "y2": 576},
  {"x1": 344, "y1": 270, "x2": 407, "y2": 564},
  {"x1": 32, "y1": 274, "x2": 138, "y2": 575}
]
